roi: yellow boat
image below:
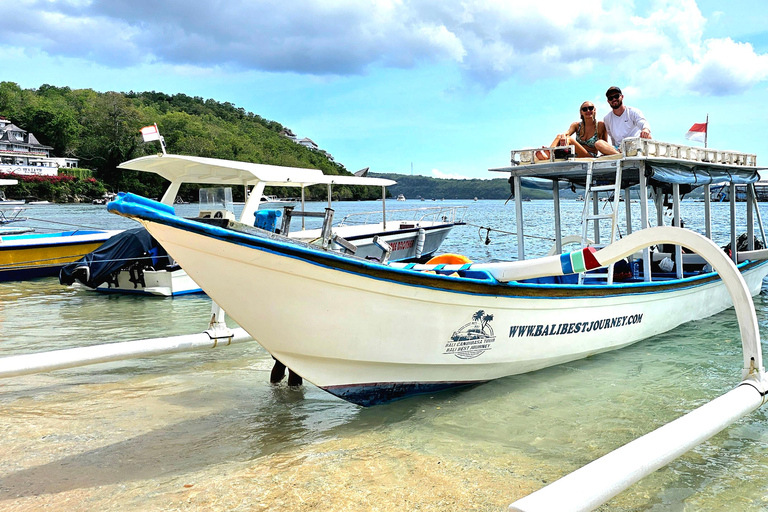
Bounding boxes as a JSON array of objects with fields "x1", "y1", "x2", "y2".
[{"x1": 0, "y1": 229, "x2": 120, "y2": 281}]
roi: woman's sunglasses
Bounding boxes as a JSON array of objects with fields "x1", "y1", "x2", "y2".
[{"x1": 581, "y1": 106, "x2": 595, "y2": 112}]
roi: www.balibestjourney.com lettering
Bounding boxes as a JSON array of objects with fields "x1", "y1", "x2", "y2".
[{"x1": 508, "y1": 314, "x2": 644, "y2": 338}]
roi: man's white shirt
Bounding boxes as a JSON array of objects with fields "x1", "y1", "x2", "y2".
[{"x1": 603, "y1": 106, "x2": 650, "y2": 147}]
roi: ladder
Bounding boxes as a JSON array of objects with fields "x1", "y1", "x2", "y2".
[{"x1": 579, "y1": 161, "x2": 623, "y2": 284}]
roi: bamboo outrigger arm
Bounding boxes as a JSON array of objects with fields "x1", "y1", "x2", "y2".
[{"x1": 504, "y1": 226, "x2": 768, "y2": 512}]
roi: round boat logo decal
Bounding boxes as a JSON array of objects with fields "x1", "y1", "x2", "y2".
[{"x1": 444, "y1": 310, "x2": 496, "y2": 359}]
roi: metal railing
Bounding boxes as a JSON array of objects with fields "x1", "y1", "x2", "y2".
[
  {"x1": 509, "y1": 139, "x2": 758, "y2": 167},
  {"x1": 621, "y1": 138, "x2": 757, "y2": 166}
]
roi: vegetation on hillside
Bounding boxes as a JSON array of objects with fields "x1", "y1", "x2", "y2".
[
  {"x1": 0, "y1": 82, "x2": 380, "y2": 201},
  {"x1": 373, "y1": 173, "x2": 577, "y2": 200}
]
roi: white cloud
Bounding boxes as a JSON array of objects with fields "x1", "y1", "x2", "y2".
[
  {"x1": 2, "y1": 0, "x2": 766, "y2": 96},
  {"x1": 638, "y1": 38, "x2": 768, "y2": 96}
]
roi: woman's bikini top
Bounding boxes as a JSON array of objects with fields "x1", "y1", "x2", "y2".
[{"x1": 575, "y1": 122, "x2": 599, "y2": 156}]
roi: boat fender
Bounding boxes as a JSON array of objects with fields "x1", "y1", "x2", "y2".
[
  {"x1": 415, "y1": 228, "x2": 426, "y2": 258},
  {"x1": 426, "y1": 253, "x2": 472, "y2": 265}
]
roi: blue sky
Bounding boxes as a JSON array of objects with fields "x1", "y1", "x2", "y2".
[{"x1": 1, "y1": 0, "x2": 767, "y2": 179}]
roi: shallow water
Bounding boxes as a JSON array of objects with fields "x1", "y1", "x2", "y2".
[{"x1": 2, "y1": 199, "x2": 768, "y2": 511}]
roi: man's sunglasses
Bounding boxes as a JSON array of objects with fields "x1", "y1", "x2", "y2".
[
  {"x1": 581, "y1": 106, "x2": 595, "y2": 112},
  {"x1": 607, "y1": 94, "x2": 621, "y2": 101}
]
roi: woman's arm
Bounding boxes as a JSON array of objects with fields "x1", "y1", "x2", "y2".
[{"x1": 597, "y1": 121, "x2": 608, "y2": 142}]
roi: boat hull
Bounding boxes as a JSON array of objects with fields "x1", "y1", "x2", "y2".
[
  {"x1": 0, "y1": 230, "x2": 119, "y2": 281},
  {"x1": 131, "y1": 212, "x2": 768, "y2": 406},
  {"x1": 95, "y1": 267, "x2": 201, "y2": 296}
]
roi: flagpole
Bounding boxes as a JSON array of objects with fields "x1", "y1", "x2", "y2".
[
  {"x1": 156, "y1": 123, "x2": 167, "y2": 155},
  {"x1": 705, "y1": 114, "x2": 708, "y2": 148}
]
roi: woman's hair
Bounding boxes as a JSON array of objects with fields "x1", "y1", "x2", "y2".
[{"x1": 578, "y1": 102, "x2": 596, "y2": 139}]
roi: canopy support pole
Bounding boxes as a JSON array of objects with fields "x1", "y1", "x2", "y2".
[
  {"x1": 751, "y1": 183, "x2": 767, "y2": 246},
  {"x1": 592, "y1": 189, "x2": 600, "y2": 244},
  {"x1": 747, "y1": 184, "x2": 755, "y2": 250},
  {"x1": 160, "y1": 181, "x2": 181, "y2": 206},
  {"x1": 638, "y1": 164, "x2": 651, "y2": 282},
  {"x1": 624, "y1": 186, "x2": 632, "y2": 236},
  {"x1": 704, "y1": 184, "x2": 712, "y2": 239},
  {"x1": 673, "y1": 183, "x2": 683, "y2": 279},
  {"x1": 514, "y1": 176, "x2": 525, "y2": 260},
  {"x1": 730, "y1": 183, "x2": 738, "y2": 263},
  {"x1": 553, "y1": 180, "x2": 562, "y2": 254},
  {"x1": 382, "y1": 185, "x2": 387, "y2": 230}
]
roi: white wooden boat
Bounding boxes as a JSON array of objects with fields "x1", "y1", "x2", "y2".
[
  {"x1": 0, "y1": 178, "x2": 25, "y2": 205},
  {"x1": 69, "y1": 155, "x2": 464, "y2": 296},
  {"x1": 0, "y1": 206, "x2": 33, "y2": 236},
  {"x1": 258, "y1": 194, "x2": 295, "y2": 209},
  {"x1": 106, "y1": 138, "x2": 768, "y2": 405},
  {"x1": 0, "y1": 198, "x2": 25, "y2": 206}
]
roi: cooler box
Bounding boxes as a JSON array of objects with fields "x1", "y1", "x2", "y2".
[{"x1": 254, "y1": 209, "x2": 282, "y2": 233}]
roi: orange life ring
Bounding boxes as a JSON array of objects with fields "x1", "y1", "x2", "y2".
[{"x1": 426, "y1": 253, "x2": 472, "y2": 265}]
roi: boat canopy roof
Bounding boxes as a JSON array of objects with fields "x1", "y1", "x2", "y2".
[
  {"x1": 118, "y1": 154, "x2": 396, "y2": 188},
  {"x1": 490, "y1": 138, "x2": 765, "y2": 190}
]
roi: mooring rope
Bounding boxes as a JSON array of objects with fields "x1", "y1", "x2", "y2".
[
  {"x1": 463, "y1": 222, "x2": 556, "y2": 245},
  {"x1": 23, "y1": 217, "x2": 112, "y2": 232},
  {"x1": 0, "y1": 255, "x2": 153, "y2": 271}
]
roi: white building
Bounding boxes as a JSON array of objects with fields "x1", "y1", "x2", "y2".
[
  {"x1": 0, "y1": 116, "x2": 78, "y2": 176},
  {"x1": 297, "y1": 137, "x2": 318, "y2": 150}
]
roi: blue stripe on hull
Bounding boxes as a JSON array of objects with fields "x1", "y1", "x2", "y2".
[
  {"x1": 94, "y1": 287, "x2": 204, "y2": 296},
  {"x1": 323, "y1": 381, "x2": 482, "y2": 406},
  {"x1": 108, "y1": 192, "x2": 768, "y2": 300}
]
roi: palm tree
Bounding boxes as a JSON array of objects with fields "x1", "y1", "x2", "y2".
[{"x1": 481, "y1": 313, "x2": 494, "y2": 331}]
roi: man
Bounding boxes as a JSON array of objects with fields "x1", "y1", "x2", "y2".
[{"x1": 603, "y1": 86, "x2": 651, "y2": 149}]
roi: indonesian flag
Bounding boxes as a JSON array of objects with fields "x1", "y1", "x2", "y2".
[
  {"x1": 685, "y1": 122, "x2": 707, "y2": 143},
  {"x1": 140, "y1": 124, "x2": 160, "y2": 142}
]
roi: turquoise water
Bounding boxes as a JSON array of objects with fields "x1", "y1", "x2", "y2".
[{"x1": 1, "y1": 199, "x2": 768, "y2": 511}]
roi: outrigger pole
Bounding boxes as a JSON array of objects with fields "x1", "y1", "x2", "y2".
[
  {"x1": 509, "y1": 226, "x2": 767, "y2": 512},
  {"x1": 0, "y1": 321, "x2": 253, "y2": 379}
]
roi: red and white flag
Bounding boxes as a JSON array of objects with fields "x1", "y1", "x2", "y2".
[
  {"x1": 685, "y1": 122, "x2": 707, "y2": 143},
  {"x1": 140, "y1": 124, "x2": 160, "y2": 142}
]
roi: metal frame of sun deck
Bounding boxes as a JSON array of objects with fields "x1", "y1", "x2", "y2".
[
  {"x1": 117, "y1": 154, "x2": 397, "y2": 231},
  {"x1": 490, "y1": 137, "x2": 767, "y2": 283}
]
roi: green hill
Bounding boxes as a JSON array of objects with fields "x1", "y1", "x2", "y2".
[
  {"x1": 0, "y1": 82, "x2": 380, "y2": 201},
  {"x1": 1, "y1": 82, "x2": 581, "y2": 202},
  {"x1": 372, "y1": 173, "x2": 577, "y2": 200}
]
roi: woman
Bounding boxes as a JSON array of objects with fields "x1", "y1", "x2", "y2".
[{"x1": 536, "y1": 102, "x2": 618, "y2": 159}]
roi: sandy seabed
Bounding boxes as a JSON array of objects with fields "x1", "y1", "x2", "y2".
[{"x1": 0, "y1": 371, "x2": 660, "y2": 512}]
